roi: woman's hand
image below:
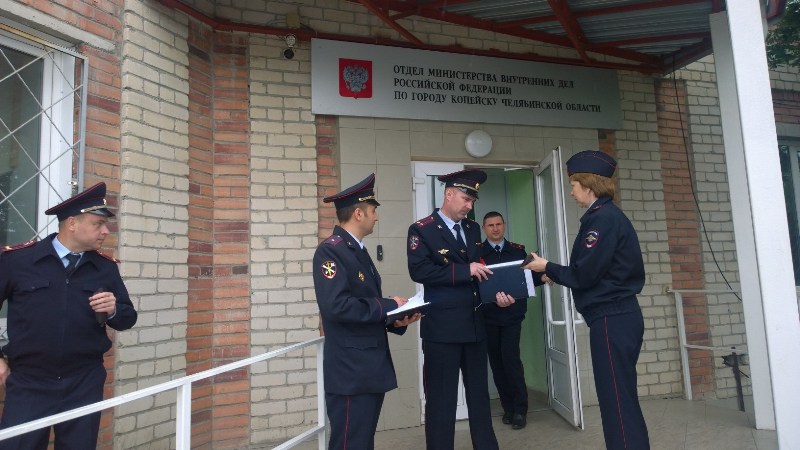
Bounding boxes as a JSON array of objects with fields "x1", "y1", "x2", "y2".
[{"x1": 523, "y1": 252, "x2": 548, "y2": 272}]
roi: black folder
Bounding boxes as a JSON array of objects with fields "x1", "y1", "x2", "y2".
[
  {"x1": 385, "y1": 292, "x2": 430, "y2": 325},
  {"x1": 478, "y1": 260, "x2": 536, "y2": 302}
]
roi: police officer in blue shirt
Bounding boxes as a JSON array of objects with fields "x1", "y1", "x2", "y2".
[
  {"x1": 407, "y1": 169, "x2": 506, "y2": 450},
  {"x1": 0, "y1": 182, "x2": 137, "y2": 449},
  {"x1": 313, "y1": 174, "x2": 421, "y2": 450},
  {"x1": 520, "y1": 150, "x2": 650, "y2": 449},
  {"x1": 480, "y1": 211, "x2": 549, "y2": 431}
]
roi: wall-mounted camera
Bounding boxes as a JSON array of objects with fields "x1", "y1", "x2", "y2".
[{"x1": 283, "y1": 34, "x2": 297, "y2": 60}]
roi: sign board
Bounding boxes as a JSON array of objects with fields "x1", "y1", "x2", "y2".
[{"x1": 311, "y1": 39, "x2": 622, "y2": 129}]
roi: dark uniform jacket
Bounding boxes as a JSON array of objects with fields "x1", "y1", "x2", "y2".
[
  {"x1": 544, "y1": 196, "x2": 644, "y2": 324},
  {"x1": 0, "y1": 234, "x2": 137, "y2": 377},
  {"x1": 313, "y1": 225, "x2": 405, "y2": 396},
  {"x1": 480, "y1": 239, "x2": 529, "y2": 326},
  {"x1": 407, "y1": 210, "x2": 485, "y2": 343}
]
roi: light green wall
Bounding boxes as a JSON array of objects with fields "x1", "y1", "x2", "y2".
[{"x1": 474, "y1": 168, "x2": 548, "y2": 399}]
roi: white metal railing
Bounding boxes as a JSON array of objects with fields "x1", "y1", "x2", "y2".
[
  {"x1": 668, "y1": 288, "x2": 740, "y2": 401},
  {"x1": 0, "y1": 337, "x2": 327, "y2": 450}
]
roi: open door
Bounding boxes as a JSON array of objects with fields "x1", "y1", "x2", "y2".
[
  {"x1": 534, "y1": 147, "x2": 584, "y2": 428},
  {"x1": 412, "y1": 161, "x2": 469, "y2": 421}
]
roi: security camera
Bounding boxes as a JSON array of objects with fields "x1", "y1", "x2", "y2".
[{"x1": 283, "y1": 34, "x2": 297, "y2": 59}]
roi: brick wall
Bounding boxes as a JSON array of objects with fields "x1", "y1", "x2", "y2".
[
  {"x1": 655, "y1": 78, "x2": 715, "y2": 398},
  {"x1": 116, "y1": 1, "x2": 190, "y2": 447}
]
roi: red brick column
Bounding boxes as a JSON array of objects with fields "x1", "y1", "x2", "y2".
[
  {"x1": 655, "y1": 79, "x2": 715, "y2": 399},
  {"x1": 187, "y1": 20, "x2": 215, "y2": 448},
  {"x1": 187, "y1": 22, "x2": 251, "y2": 449}
]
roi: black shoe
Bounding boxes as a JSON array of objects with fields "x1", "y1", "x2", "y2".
[
  {"x1": 511, "y1": 413, "x2": 527, "y2": 430},
  {"x1": 502, "y1": 412, "x2": 512, "y2": 425}
]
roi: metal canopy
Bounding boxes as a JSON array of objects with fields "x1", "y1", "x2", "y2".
[
  {"x1": 354, "y1": 0, "x2": 785, "y2": 73},
  {"x1": 162, "y1": 0, "x2": 786, "y2": 74}
]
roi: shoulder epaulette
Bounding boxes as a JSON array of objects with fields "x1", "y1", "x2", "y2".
[
  {"x1": 509, "y1": 242, "x2": 525, "y2": 251},
  {"x1": 2, "y1": 240, "x2": 36, "y2": 252},
  {"x1": 414, "y1": 216, "x2": 435, "y2": 227},
  {"x1": 463, "y1": 217, "x2": 478, "y2": 226},
  {"x1": 96, "y1": 250, "x2": 120, "y2": 264},
  {"x1": 323, "y1": 235, "x2": 344, "y2": 246}
]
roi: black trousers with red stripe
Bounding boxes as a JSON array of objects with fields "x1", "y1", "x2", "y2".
[
  {"x1": 325, "y1": 391, "x2": 385, "y2": 450},
  {"x1": 588, "y1": 310, "x2": 650, "y2": 450}
]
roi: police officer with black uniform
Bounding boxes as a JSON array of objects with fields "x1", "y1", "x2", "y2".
[
  {"x1": 520, "y1": 150, "x2": 650, "y2": 449},
  {"x1": 407, "y1": 169, "x2": 505, "y2": 450},
  {"x1": 480, "y1": 211, "x2": 548, "y2": 431},
  {"x1": 313, "y1": 173, "x2": 421, "y2": 450},
  {"x1": 0, "y1": 182, "x2": 138, "y2": 449}
]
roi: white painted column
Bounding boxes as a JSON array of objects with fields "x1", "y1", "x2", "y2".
[
  {"x1": 709, "y1": 11, "x2": 774, "y2": 431},
  {"x1": 709, "y1": 4, "x2": 800, "y2": 446}
]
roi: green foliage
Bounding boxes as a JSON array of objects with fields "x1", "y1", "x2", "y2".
[{"x1": 767, "y1": 0, "x2": 800, "y2": 68}]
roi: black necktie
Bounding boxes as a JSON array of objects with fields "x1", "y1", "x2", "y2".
[
  {"x1": 362, "y1": 247, "x2": 375, "y2": 274},
  {"x1": 65, "y1": 253, "x2": 80, "y2": 277},
  {"x1": 495, "y1": 244, "x2": 501, "y2": 255},
  {"x1": 453, "y1": 224, "x2": 467, "y2": 250}
]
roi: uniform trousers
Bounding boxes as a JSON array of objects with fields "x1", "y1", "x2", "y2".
[
  {"x1": 485, "y1": 322, "x2": 528, "y2": 416},
  {"x1": 325, "y1": 391, "x2": 385, "y2": 450},
  {"x1": 0, "y1": 363, "x2": 106, "y2": 450},
  {"x1": 423, "y1": 340, "x2": 498, "y2": 450},
  {"x1": 589, "y1": 310, "x2": 650, "y2": 450}
]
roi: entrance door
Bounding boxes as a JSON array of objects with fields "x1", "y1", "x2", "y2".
[
  {"x1": 534, "y1": 147, "x2": 584, "y2": 428},
  {"x1": 412, "y1": 161, "x2": 469, "y2": 421}
]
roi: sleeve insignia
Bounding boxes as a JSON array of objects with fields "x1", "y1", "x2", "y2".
[
  {"x1": 358, "y1": 271, "x2": 365, "y2": 282},
  {"x1": 3, "y1": 240, "x2": 36, "y2": 252},
  {"x1": 322, "y1": 261, "x2": 337, "y2": 279},
  {"x1": 409, "y1": 235, "x2": 420, "y2": 250},
  {"x1": 584, "y1": 230, "x2": 600, "y2": 248}
]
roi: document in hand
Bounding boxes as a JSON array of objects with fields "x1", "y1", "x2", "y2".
[
  {"x1": 478, "y1": 260, "x2": 537, "y2": 302},
  {"x1": 385, "y1": 291, "x2": 430, "y2": 326}
]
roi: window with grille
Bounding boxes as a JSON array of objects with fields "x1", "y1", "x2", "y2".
[{"x1": 0, "y1": 25, "x2": 86, "y2": 247}]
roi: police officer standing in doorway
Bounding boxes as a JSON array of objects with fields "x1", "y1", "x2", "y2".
[
  {"x1": 407, "y1": 169, "x2": 506, "y2": 450},
  {"x1": 0, "y1": 182, "x2": 138, "y2": 449},
  {"x1": 480, "y1": 211, "x2": 549, "y2": 431},
  {"x1": 520, "y1": 150, "x2": 650, "y2": 449},
  {"x1": 313, "y1": 173, "x2": 421, "y2": 450}
]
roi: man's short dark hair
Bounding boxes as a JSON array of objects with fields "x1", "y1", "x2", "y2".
[
  {"x1": 337, "y1": 202, "x2": 369, "y2": 223},
  {"x1": 483, "y1": 211, "x2": 504, "y2": 225}
]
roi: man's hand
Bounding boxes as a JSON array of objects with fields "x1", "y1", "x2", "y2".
[
  {"x1": 470, "y1": 262, "x2": 493, "y2": 281},
  {"x1": 523, "y1": 252, "x2": 548, "y2": 273},
  {"x1": 0, "y1": 358, "x2": 10, "y2": 387},
  {"x1": 495, "y1": 292, "x2": 516, "y2": 308},
  {"x1": 393, "y1": 312, "x2": 422, "y2": 328},
  {"x1": 392, "y1": 296, "x2": 408, "y2": 307},
  {"x1": 89, "y1": 291, "x2": 117, "y2": 315},
  {"x1": 541, "y1": 274, "x2": 554, "y2": 286}
]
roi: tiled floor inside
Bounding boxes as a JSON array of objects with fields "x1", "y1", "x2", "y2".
[{"x1": 286, "y1": 396, "x2": 777, "y2": 450}]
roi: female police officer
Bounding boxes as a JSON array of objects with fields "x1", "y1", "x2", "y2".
[{"x1": 520, "y1": 150, "x2": 650, "y2": 449}]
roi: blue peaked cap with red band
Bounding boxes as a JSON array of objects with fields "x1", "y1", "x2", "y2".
[
  {"x1": 324, "y1": 173, "x2": 380, "y2": 210},
  {"x1": 437, "y1": 169, "x2": 487, "y2": 199},
  {"x1": 566, "y1": 150, "x2": 617, "y2": 177},
  {"x1": 45, "y1": 182, "x2": 115, "y2": 221}
]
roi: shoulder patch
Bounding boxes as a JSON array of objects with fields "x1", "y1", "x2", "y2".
[
  {"x1": 96, "y1": 250, "x2": 120, "y2": 264},
  {"x1": 2, "y1": 240, "x2": 36, "y2": 252},
  {"x1": 323, "y1": 235, "x2": 344, "y2": 246},
  {"x1": 509, "y1": 242, "x2": 525, "y2": 251},
  {"x1": 414, "y1": 216, "x2": 435, "y2": 227}
]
